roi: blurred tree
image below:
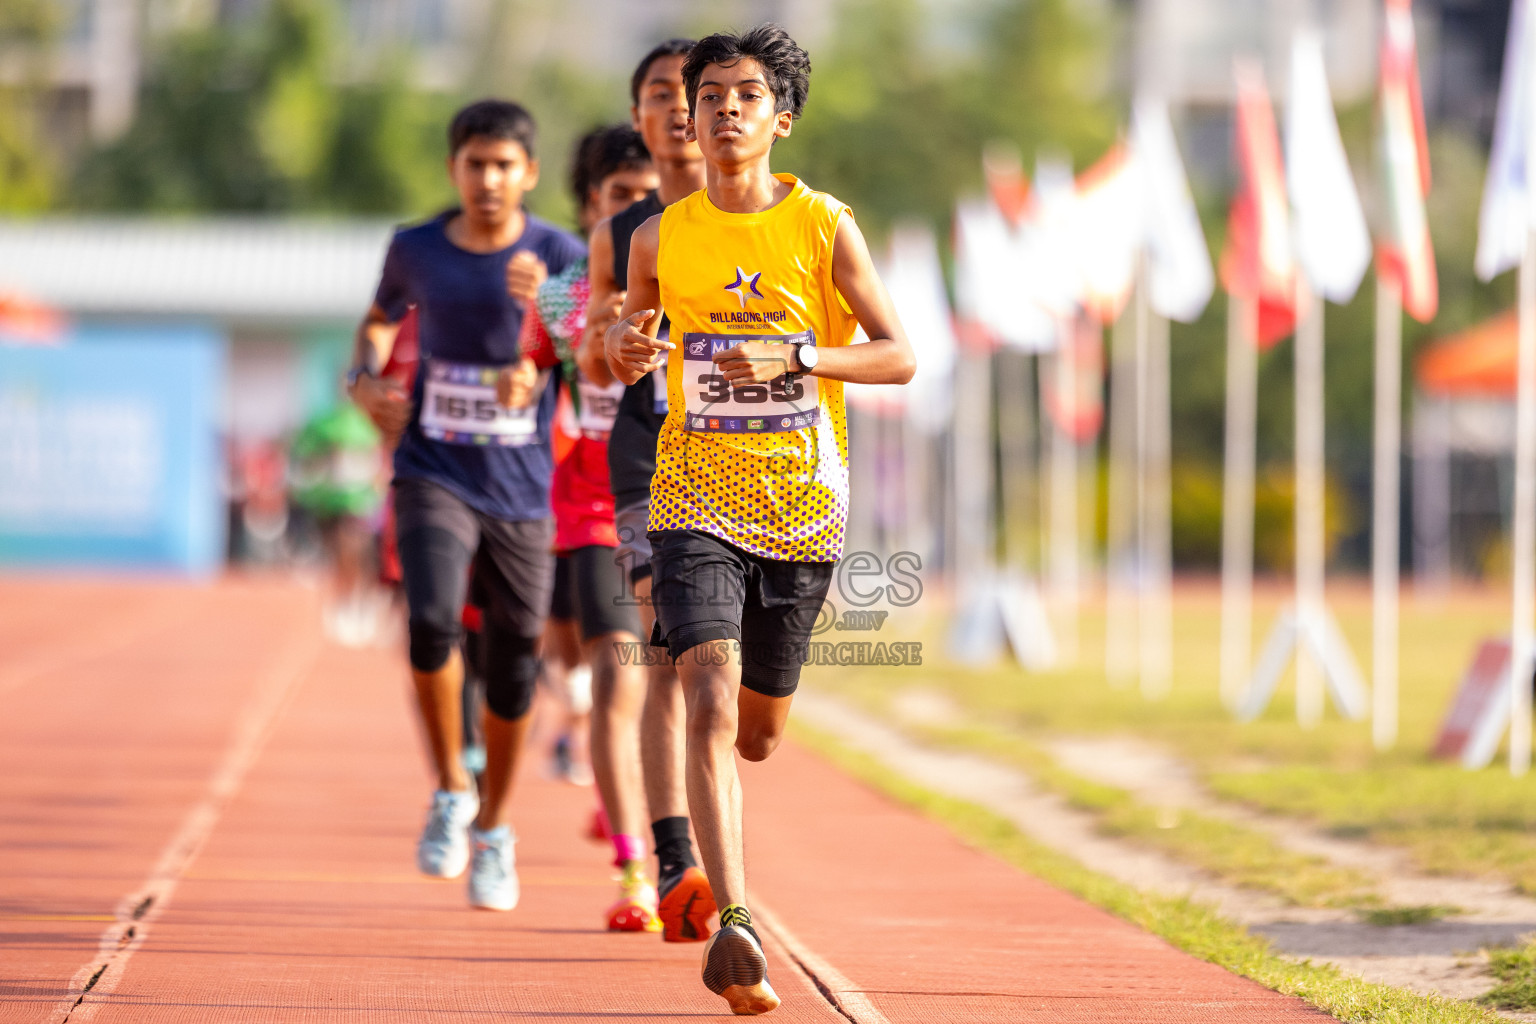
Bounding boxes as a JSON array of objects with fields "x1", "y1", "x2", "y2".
[
  {"x1": 0, "y1": 0, "x2": 61, "y2": 212},
  {"x1": 73, "y1": 0, "x2": 453, "y2": 215},
  {"x1": 777, "y1": 0, "x2": 1118, "y2": 242}
]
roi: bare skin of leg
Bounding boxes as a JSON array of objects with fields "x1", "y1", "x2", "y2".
[
  {"x1": 412, "y1": 647, "x2": 472, "y2": 793},
  {"x1": 675, "y1": 641, "x2": 795, "y2": 911},
  {"x1": 475, "y1": 706, "x2": 534, "y2": 830},
  {"x1": 541, "y1": 617, "x2": 588, "y2": 766},
  {"x1": 637, "y1": 574, "x2": 688, "y2": 822},
  {"x1": 587, "y1": 629, "x2": 647, "y2": 841}
]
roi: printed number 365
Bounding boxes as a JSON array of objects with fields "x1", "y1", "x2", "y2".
[{"x1": 695, "y1": 373, "x2": 805, "y2": 405}]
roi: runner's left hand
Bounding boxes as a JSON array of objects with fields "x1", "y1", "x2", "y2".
[
  {"x1": 714, "y1": 342, "x2": 795, "y2": 385},
  {"x1": 506, "y1": 252, "x2": 548, "y2": 305},
  {"x1": 496, "y1": 357, "x2": 539, "y2": 409}
]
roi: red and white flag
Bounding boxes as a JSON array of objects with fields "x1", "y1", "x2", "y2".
[
  {"x1": 1378, "y1": 0, "x2": 1438, "y2": 321},
  {"x1": 1072, "y1": 144, "x2": 1142, "y2": 325},
  {"x1": 1221, "y1": 60, "x2": 1296, "y2": 349}
]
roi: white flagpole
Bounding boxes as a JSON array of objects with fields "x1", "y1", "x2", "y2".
[
  {"x1": 1372, "y1": 273, "x2": 1403, "y2": 751},
  {"x1": 1511, "y1": 229, "x2": 1536, "y2": 775},
  {"x1": 1295, "y1": 281, "x2": 1327, "y2": 728},
  {"x1": 1141, "y1": 305, "x2": 1174, "y2": 697},
  {"x1": 1221, "y1": 294, "x2": 1258, "y2": 708},
  {"x1": 1049, "y1": 321, "x2": 1081, "y2": 665},
  {"x1": 1106, "y1": 292, "x2": 1139, "y2": 686}
]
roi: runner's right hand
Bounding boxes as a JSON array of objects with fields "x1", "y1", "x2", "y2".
[
  {"x1": 496, "y1": 357, "x2": 540, "y2": 409},
  {"x1": 349, "y1": 372, "x2": 410, "y2": 444},
  {"x1": 605, "y1": 309, "x2": 671, "y2": 385},
  {"x1": 579, "y1": 291, "x2": 626, "y2": 381}
]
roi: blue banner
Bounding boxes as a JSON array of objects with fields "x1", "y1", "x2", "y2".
[{"x1": 0, "y1": 325, "x2": 227, "y2": 574}]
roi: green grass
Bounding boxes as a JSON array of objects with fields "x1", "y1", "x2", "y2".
[
  {"x1": 790, "y1": 719, "x2": 1505, "y2": 1024},
  {"x1": 1357, "y1": 905, "x2": 1459, "y2": 927},
  {"x1": 805, "y1": 584, "x2": 1536, "y2": 893},
  {"x1": 919, "y1": 722, "x2": 1380, "y2": 909},
  {"x1": 1483, "y1": 941, "x2": 1536, "y2": 1011}
]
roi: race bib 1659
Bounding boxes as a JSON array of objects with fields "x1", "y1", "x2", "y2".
[{"x1": 419, "y1": 360, "x2": 537, "y2": 447}]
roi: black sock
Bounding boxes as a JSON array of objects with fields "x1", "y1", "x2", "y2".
[{"x1": 651, "y1": 816, "x2": 697, "y2": 880}]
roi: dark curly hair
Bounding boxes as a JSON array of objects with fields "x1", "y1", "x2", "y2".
[
  {"x1": 682, "y1": 24, "x2": 811, "y2": 119},
  {"x1": 571, "y1": 124, "x2": 650, "y2": 204},
  {"x1": 631, "y1": 38, "x2": 696, "y2": 105}
]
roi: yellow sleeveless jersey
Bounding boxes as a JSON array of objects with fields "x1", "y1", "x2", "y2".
[{"x1": 646, "y1": 174, "x2": 857, "y2": 562}]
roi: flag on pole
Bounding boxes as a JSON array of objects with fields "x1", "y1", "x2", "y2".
[
  {"x1": 846, "y1": 225, "x2": 959, "y2": 431},
  {"x1": 954, "y1": 196, "x2": 1056, "y2": 352},
  {"x1": 1221, "y1": 60, "x2": 1296, "y2": 349},
  {"x1": 1287, "y1": 31, "x2": 1371, "y2": 304},
  {"x1": 1133, "y1": 97, "x2": 1214, "y2": 323},
  {"x1": 1072, "y1": 144, "x2": 1142, "y2": 325},
  {"x1": 1476, "y1": 0, "x2": 1536, "y2": 282},
  {"x1": 1378, "y1": 0, "x2": 1438, "y2": 322}
]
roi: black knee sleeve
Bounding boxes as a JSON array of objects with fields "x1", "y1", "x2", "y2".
[
  {"x1": 482, "y1": 628, "x2": 540, "y2": 720},
  {"x1": 408, "y1": 615, "x2": 460, "y2": 672}
]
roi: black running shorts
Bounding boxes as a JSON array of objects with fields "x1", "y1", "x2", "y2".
[
  {"x1": 551, "y1": 545, "x2": 642, "y2": 642},
  {"x1": 394, "y1": 476, "x2": 554, "y2": 640},
  {"x1": 648, "y1": 529, "x2": 833, "y2": 698}
]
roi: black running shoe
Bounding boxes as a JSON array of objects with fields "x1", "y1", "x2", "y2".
[{"x1": 700, "y1": 923, "x2": 779, "y2": 1015}]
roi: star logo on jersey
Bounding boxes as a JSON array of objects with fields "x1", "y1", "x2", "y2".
[{"x1": 724, "y1": 267, "x2": 764, "y2": 309}]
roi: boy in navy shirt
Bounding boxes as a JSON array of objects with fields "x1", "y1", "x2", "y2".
[{"x1": 348, "y1": 100, "x2": 584, "y2": 911}]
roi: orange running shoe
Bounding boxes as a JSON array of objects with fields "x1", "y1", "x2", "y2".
[
  {"x1": 657, "y1": 865, "x2": 715, "y2": 943},
  {"x1": 605, "y1": 864, "x2": 663, "y2": 933}
]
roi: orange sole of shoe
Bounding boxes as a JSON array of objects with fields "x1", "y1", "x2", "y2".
[
  {"x1": 658, "y1": 867, "x2": 716, "y2": 943},
  {"x1": 720, "y1": 983, "x2": 780, "y2": 1016},
  {"x1": 606, "y1": 901, "x2": 662, "y2": 932}
]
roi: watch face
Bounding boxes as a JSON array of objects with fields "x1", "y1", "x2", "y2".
[{"x1": 799, "y1": 344, "x2": 817, "y2": 369}]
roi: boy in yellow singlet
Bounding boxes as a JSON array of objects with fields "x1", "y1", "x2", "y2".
[{"x1": 604, "y1": 25, "x2": 914, "y2": 1016}]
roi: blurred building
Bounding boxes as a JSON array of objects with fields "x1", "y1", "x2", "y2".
[
  {"x1": 0, "y1": 218, "x2": 392, "y2": 570},
  {"x1": 0, "y1": 217, "x2": 392, "y2": 441}
]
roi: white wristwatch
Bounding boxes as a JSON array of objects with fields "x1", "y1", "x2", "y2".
[{"x1": 792, "y1": 342, "x2": 818, "y2": 373}]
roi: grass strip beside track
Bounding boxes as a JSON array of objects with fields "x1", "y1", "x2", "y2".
[
  {"x1": 919, "y1": 721, "x2": 1382, "y2": 909},
  {"x1": 791, "y1": 721, "x2": 1505, "y2": 1024},
  {"x1": 805, "y1": 590, "x2": 1536, "y2": 897},
  {"x1": 1484, "y1": 941, "x2": 1536, "y2": 1011}
]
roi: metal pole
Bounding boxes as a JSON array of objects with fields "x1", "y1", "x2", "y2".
[
  {"x1": 1141, "y1": 309, "x2": 1174, "y2": 698},
  {"x1": 1295, "y1": 284, "x2": 1326, "y2": 728},
  {"x1": 1510, "y1": 230, "x2": 1536, "y2": 775},
  {"x1": 1049, "y1": 323, "x2": 1081, "y2": 664},
  {"x1": 1372, "y1": 273, "x2": 1403, "y2": 752},
  {"x1": 1106, "y1": 295, "x2": 1139, "y2": 686},
  {"x1": 1221, "y1": 294, "x2": 1258, "y2": 709}
]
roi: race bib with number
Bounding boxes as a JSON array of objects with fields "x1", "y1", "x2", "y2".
[
  {"x1": 419, "y1": 360, "x2": 537, "y2": 447},
  {"x1": 576, "y1": 374, "x2": 624, "y2": 438},
  {"x1": 680, "y1": 331, "x2": 819, "y2": 434}
]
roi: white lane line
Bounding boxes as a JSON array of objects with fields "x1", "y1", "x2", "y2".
[
  {"x1": 46, "y1": 631, "x2": 321, "y2": 1024},
  {"x1": 752, "y1": 898, "x2": 893, "y2": 1024}
]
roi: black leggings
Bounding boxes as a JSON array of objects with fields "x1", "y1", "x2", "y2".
[{"x1": 394, "y1": 478, "x2": 554, "y2": 720}]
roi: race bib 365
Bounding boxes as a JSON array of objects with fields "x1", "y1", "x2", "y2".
[{"x1": 680, "y1": 331, "x2": 819, "y2": 434}]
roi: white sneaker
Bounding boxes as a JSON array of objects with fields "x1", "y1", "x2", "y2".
[
  {"x1": 417, "y1": 789, "x2": 479, "y2": 878},
  {"x1": 468, "y1": 825, "x2": 519, "y2": 911}
]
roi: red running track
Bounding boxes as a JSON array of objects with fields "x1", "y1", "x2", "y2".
[{"x1": 0, "y1": 577, "x2": 1334, "y2": 1022}]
